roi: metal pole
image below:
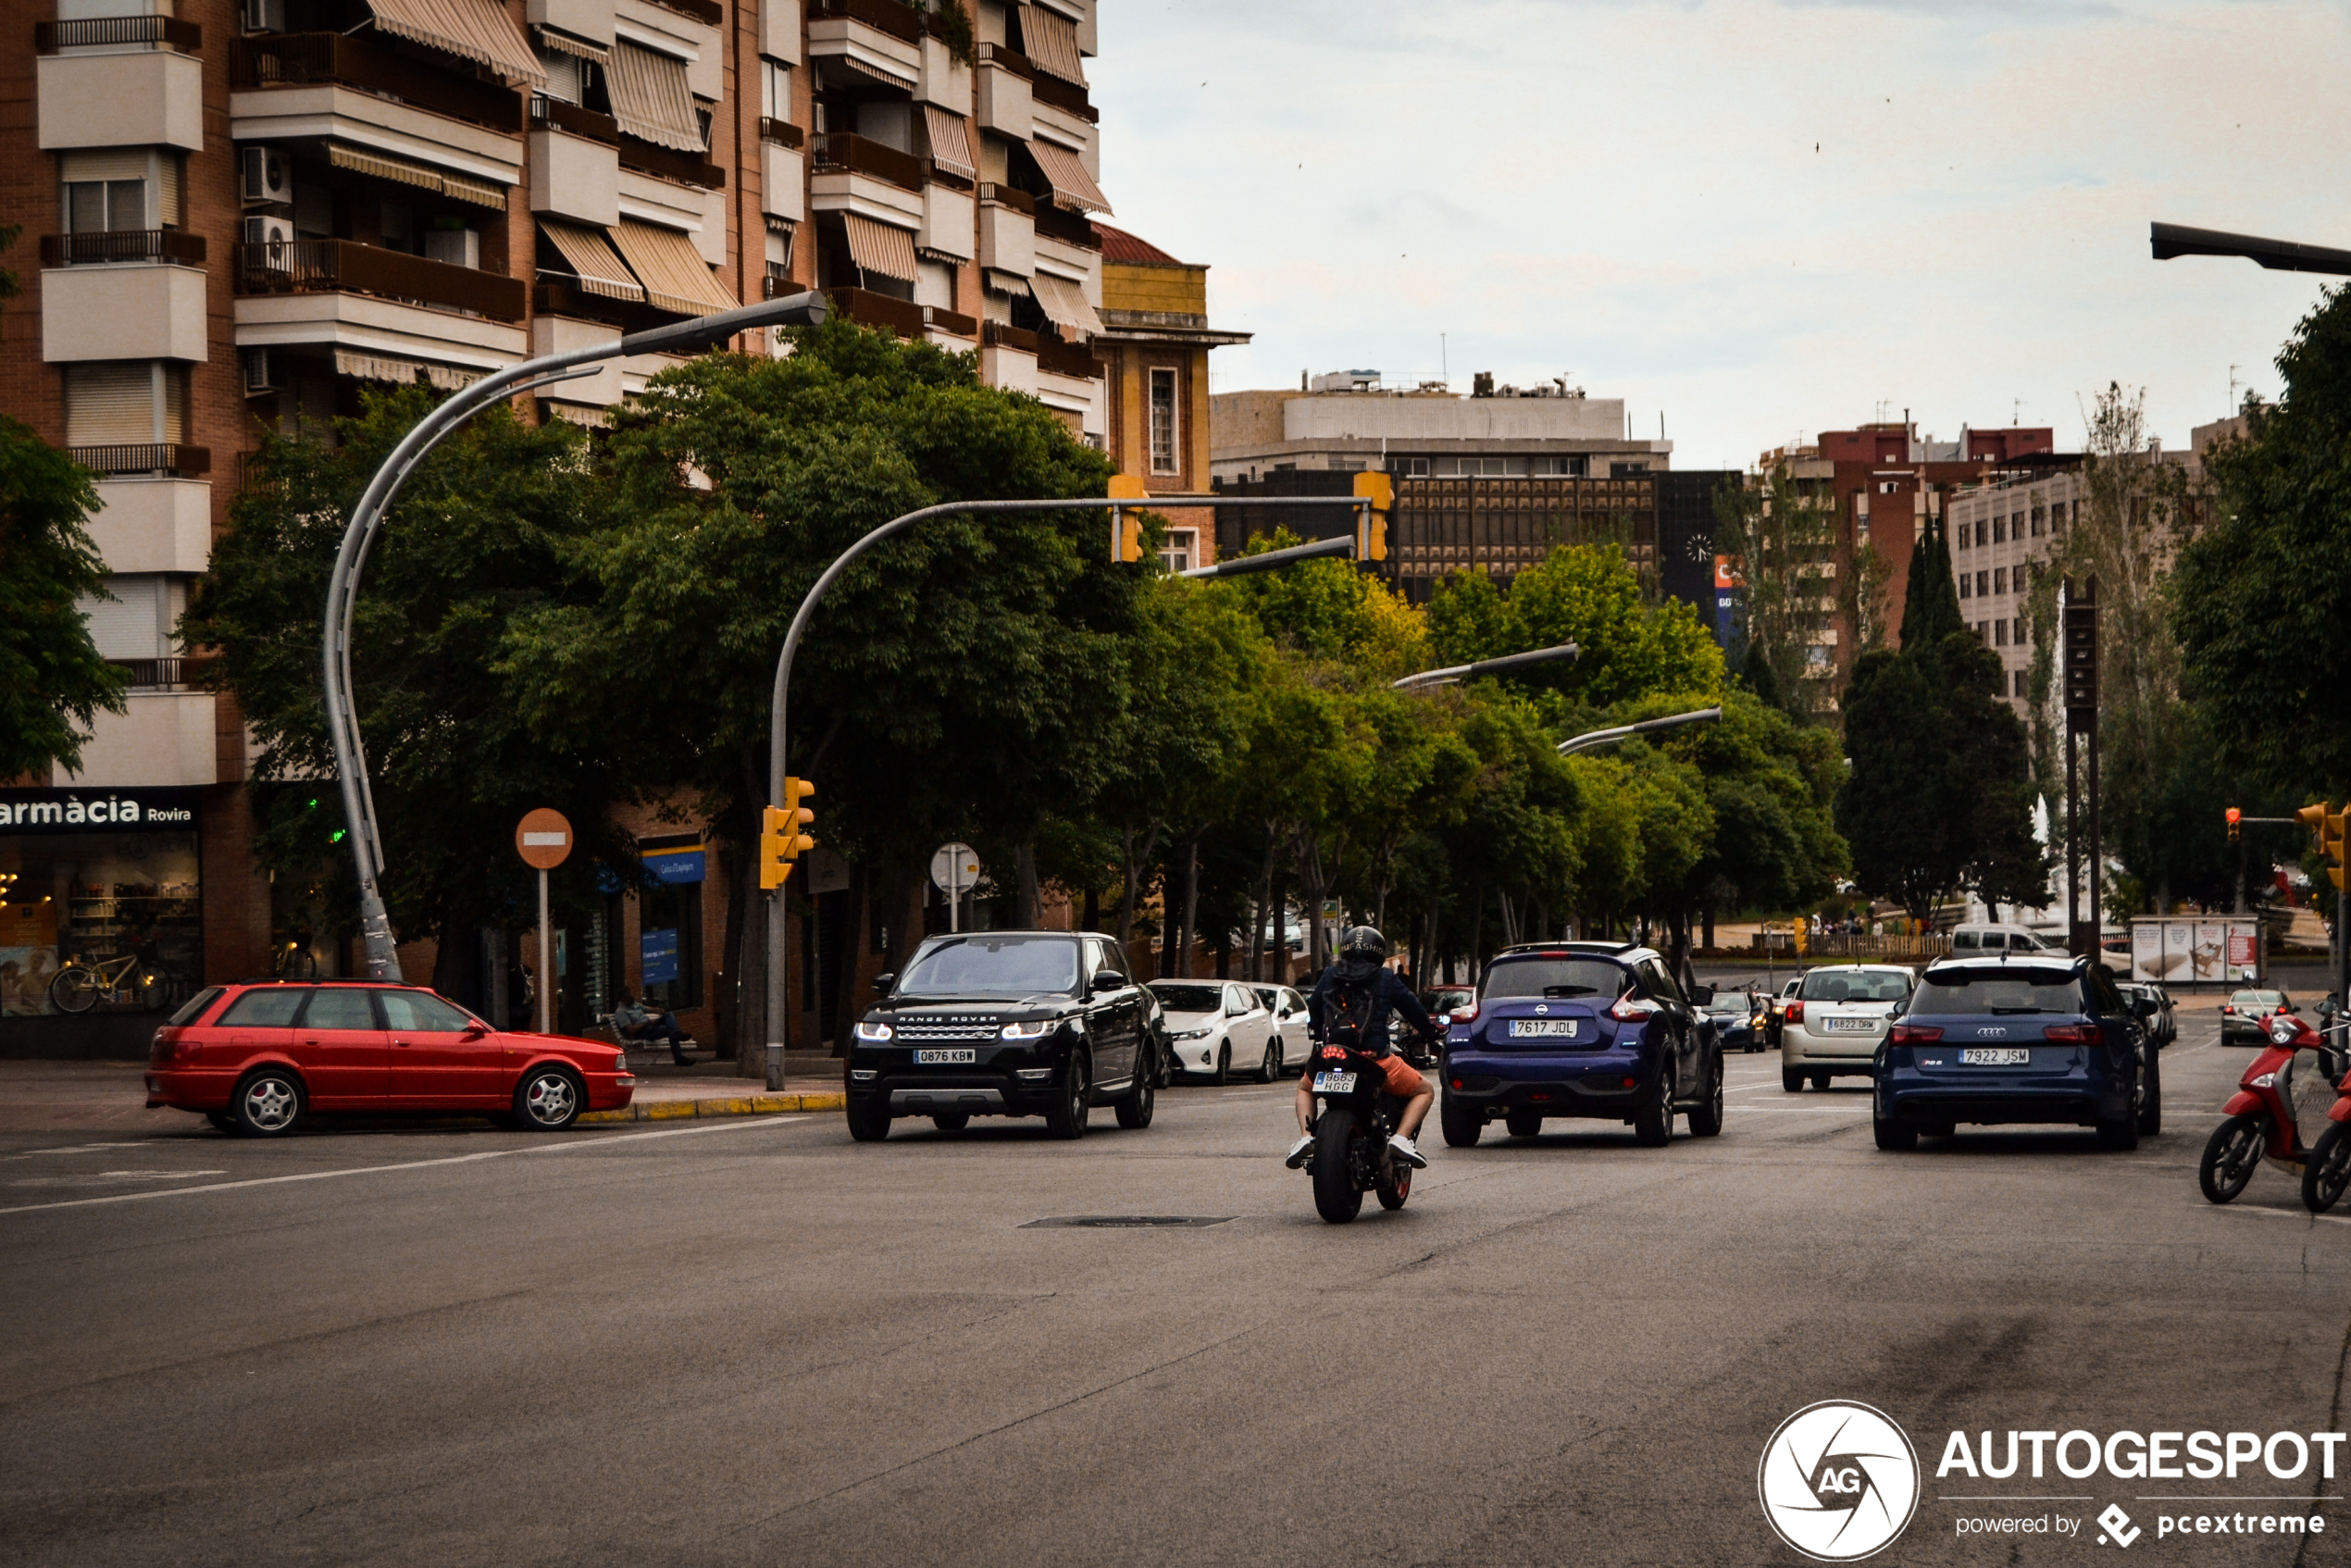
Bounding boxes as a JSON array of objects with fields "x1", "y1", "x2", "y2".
[
  {"x1": 538, "y1": 868, "x2": 551, "y2": 1036},
  {"x1": 321, "y1": 294, "x2": 826, "y2": 981},
  {"x1": 1556, "y1": 705, "x2": 1724, "y2": 755},
  {"x1": 949, "y1": 860, "x2": 961, "y2": 934},
  {"x1": 1392, "y1": 642, "x2": 1579, "y2": 691}
]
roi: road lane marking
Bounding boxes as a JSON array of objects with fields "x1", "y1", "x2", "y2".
[
  {"x1": 0, "y1": 1115, "x2": 808, "y2": 1217},
  {"x1": 8, "y1": 1171, "x2": 227, "y2": 1188}
]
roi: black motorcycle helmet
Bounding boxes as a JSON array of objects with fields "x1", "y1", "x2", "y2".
[{"x1": 1338, "y1": 925, "x2": 1388, "y2": 961}]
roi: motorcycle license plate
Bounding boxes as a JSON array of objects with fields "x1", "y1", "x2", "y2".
[
  {"x1": 914, "y1": 1049, "x2": 976, "y2": 1064},
  {"x1": 1959, "y1": 1048, "x2": 2030, "y2": 1066},
  {"x1": 1508, "y1": 1020, "x2": 1578, "y2": 1039},
  {"x1": 1312, "y1": 1070, "x2": 1358, "y2": 1094}
]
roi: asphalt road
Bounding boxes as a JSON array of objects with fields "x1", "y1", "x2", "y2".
[{"x1": 5, "y1": 1011, "x2": 2349, "y2": 1566}]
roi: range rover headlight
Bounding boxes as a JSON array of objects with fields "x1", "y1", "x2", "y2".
[
  {"x1": 853, "y1": 1020, "x2": 893, "y2": 1042},
  {"x1": 1000, "y1": 1018, "x2": 1055, "y2": 1040}
]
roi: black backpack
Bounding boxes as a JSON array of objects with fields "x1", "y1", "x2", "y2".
[{"x1": 1325, "y1": 964, "x2": 1381, "y2": 1049}]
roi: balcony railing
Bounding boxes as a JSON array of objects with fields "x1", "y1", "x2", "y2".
[
  {"x1": 653, "y1": 0, "x2": 724, "y2": 22},
  {"x1": 977, "y1": 42, "x2": 1032, "y2": 79},
  {"x1": 109, "y1": 657, "x2": 212, "y2": 691},
  {"x1": 810, "y1": 0, "x2": 923, "y2": 45},
  {"x1": 619, "y1": 136, "x2": 726, "y2": 189},
  {"x1": 232, "y1": 34, "x2": 525, "y2": 134},
  {"x1": 977, "y1": 182, "x2": 1035, "y2": 216},
  {"x1": 35, "y1": 16, "x2": 201, "y2": 54},
  {"x1": 812, "y1": 132, "x2": 925, "y2": 193},
  {"x1": 535, "y1": 278, "x2": 680, "y2": 331},
  {"x1": 70, "y1": 444, "x2": 210, "y2": 477},
  {"x1": 758, "y1": 117, "x2": 804, "y2": 149},
  {"x1": 1037, "y1": 334, "x2": 1102, "y2": 380},
  {"x1": 40, "y1": 230, "x2": 207, "y2": 267},
  {"x1": 983, "y1": 319, "x2": 1039, "y2": 353},
  {"x1": 530, "y1": 93, "x2": 620, "y2": 145},
  {"x1": 828, "y1": 287, "x2": 926, "y2": 339},
  {"x1": 1032, "y1": 202, "x2": 1099, "y2": 251},
  {"x1": 237, "y1": 239, "x2": 527, "y2": 322},
  {"x1": 1029, "y1": 72, "x2": 1097, "y2": 123},
  {"x1": 924, "y1": 305, "x2": 977, "y2": 339}
]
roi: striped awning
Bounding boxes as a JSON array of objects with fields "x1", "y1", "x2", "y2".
[
  {"x1": 1019, "y1": 5, "x2": 1087, "y2": 87},
  {"x1": 839, "y1": 212, "x2": 918, "y2": 283},
  {"x1": 609, "y1": 219, "x2": 738, "y2": 317},
  {"x1": 924, "y1": 106, "x2": 976, "y2": 182},
  {"x1": 540, "y1": 220, "x2": 646, "y2": 302},
  {"x1": 532, "y1": 25, "x2": 607, "y2": 61},
  {"x1": 1028, "y1": 272, "x2": 1102, "y2": 340},
  {"x1": 1027, "y1": 139, "x2": 1111, "y2": 215},
  {"x1": 329, "y1": 143, "x2": 509, "y2": 209},
  {"x1": 366, "y1": 0, "x2": 545, "y2": 85},
  {"x1": 607, "y1": 42, "x2": 703, "y2": 153},
  {"x1": 334, "y1": 349, "x2": 481, "y2": 391},
  {"x1": 982, "y1": 268, "x2": 1031, "y2": 297}
]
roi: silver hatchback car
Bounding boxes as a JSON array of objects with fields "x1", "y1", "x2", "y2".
[{"x1": 1781, "y1": 964, "x2": 1916, "y2": 1091}]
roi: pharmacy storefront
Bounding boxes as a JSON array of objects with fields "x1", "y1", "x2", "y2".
[{"x1": 0, "y1": 788, "x2": 204, "y2": 1021}]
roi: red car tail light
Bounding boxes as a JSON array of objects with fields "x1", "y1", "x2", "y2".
[
  {"x1": 1888, "y1": 1024, "x2": 1942, "y2": 1045},
  {"x1": 1451, "y1": 1004, "x2": 1479, "y2": 1024},
  {"x1": 1784, "y1": 1001, "x2": 1805, "y2": 1025},
  {"x1": 2041, "y1": 1023, "x2": 2100, "y2": 1044}
]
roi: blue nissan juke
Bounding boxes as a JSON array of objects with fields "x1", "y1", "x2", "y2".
[
  {"x1": 1872, "y1": 956, "x2": 2158, "y2": 1151},
  {"x1": 1439, "y1": 941, "x2": 1723, "y2": 1148}
]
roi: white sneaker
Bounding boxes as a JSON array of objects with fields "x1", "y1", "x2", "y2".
[
  {"x1": 1388, "y1": 1134, "x2": 1428, "y2": 1169},
  {"x1": 1284, "y1": 1134, "x2": 1314, "y2": 1168}
]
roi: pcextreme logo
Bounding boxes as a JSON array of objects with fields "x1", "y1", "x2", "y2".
[{"x1": 1760, "y1": 1400, "x2": 1922, "y2": 1562}]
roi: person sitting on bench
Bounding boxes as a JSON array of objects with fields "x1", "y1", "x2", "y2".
[{"x1": 611, "y1": 987, "x2": 690, "y2": 1065}]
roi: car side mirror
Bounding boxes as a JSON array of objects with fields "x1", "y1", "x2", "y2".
[
  {"x1": 462, "y1": 1022, "x2": 490, "y2": 1040},
  {"x1": 871, "y1": 972, "x2": 895, "y2": 995},
  {"x1": 1689, "y1": 984, "x2": 1715, "y2": 1004},
  {"x1": 2320, "y1": 998, "x2": 2340, "y2": 1019},
  {"x1": 1090, "y1": 971, "x2": 1126, "y2": 994}
]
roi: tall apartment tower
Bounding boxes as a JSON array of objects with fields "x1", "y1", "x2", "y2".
[{"x1": 0, "y1": 0, "x2": 1113, "y2": 1027}]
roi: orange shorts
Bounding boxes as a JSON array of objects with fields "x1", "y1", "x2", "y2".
[{"x1": 1375, "y1": 1054, "x2": 1429, "y2": 1099}]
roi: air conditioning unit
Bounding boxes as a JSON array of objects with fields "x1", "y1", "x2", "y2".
[
  {"x1": 240, "y1": 146, "x2": 292, "y2": 206},
  {"x1": 242, "y1": 214, "x2": 294, "y2": 269},
  {"x1": 422, "y1": 228, "x2": 480, "y2": 270},
  {"x1": 242, "y1": 347, "x2": 288, "y2": 396},
  {"x1": 243, "y1": 0, "x2": 286, "y2": 34}
]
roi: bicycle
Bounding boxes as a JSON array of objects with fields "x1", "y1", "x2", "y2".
[{"x1": 48, "y1": 951, "x2": 170, "y2": 1014}]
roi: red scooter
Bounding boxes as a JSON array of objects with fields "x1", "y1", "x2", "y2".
[
  {"x1": 2301, "y1": 1002, "x2": 2351, "y2": 1213},
  {"x1": 2200, "y1": 1002, "x2": 2351, "y2": 1209}
]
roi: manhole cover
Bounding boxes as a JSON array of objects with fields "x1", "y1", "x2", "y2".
[{"x1": 1020, "y1": 1215, "x2": 1235, "y2": 1229}]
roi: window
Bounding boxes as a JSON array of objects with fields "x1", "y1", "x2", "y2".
[
  {"x1": 1975, "y1": 570, "x2": 1988, "y2": 597},
  {"x1": 2051, "y1": 500, "x2": 2067, "y2": 533},
  {"x1": 63, "y1": 362, "x2": 186, "y2": 447},
  {"x1": 304, "y1": 989, "x2": 379, "y2": 1030},
  {"x1": 1995, "y1": 619, "x2": 2008, "y2": 646},
  {"x1": 1148, "y1": 367, "x2": 1178, "y2": 475},
  {"x1": 2031, "y1": 504, "x2": 2046, "y2": 537},
  {"x1": 1956, "y1": 520, "x2": 1968, "y2": 552},
  {"x1": 1993, "y1": 566, "x2": 2007, "y2": 595},
  {"x1": 381, "y1": 990, "x2": 478, "y2": 1031},
  {"x1": 218, "y1": 988, "x2": 307, "y2": 1027},
  {"x1": 1959, "y1": 572, "x2": 1972, "y2": 599},
  {"x1": 761, "y1": 56, "x2": 790, "y2": 119},
  {"x1": 1993, "y1": 516, "x2": 2006, "y2": 543},
  {"x1": 59, "y1": 148, "x2": 170, "y2": 232},
  {"x1": 1158, "y1": 528, "x2": 1195, "y2": 575},
  {"x1": 1974, "y1": 520, "x2": 1986, "y2": 547},
  {"x1": 1403, "y1": 457, "x2": 1429, "y2": 477},
  {"x1": 2013, "y1": 669, "x2": 2028, "y2": 697},
  {"x1": 900, "y1": 936, "x2": 1080, "y2": 997}
]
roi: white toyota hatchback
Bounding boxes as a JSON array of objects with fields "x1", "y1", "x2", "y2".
[
  {"x1": 1780, "y1": 964, "x2": 1915, "y2": 1091},
  {"x1": 1148, "y1": 980, "x2": 1281, "y2": 1083}
]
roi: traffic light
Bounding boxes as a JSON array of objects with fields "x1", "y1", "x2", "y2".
[
  {"x1": 759, "y1": 778, "x2": 816, "y2": 890},
  {"x1": 2227, "y1": 806, "x2": 2242, "y2": 842},
  {"x1": 1107, "y1": 474, "x2": 1147, "y2": 563},
  {"x1": 2297, "y1": 802, "x2": 2345, "y2": 892},
  {"x1": 1353, "y1": 471, "x2": 1391, "y2": 562}
]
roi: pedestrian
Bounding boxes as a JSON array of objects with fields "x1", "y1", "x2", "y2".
[{"x1": 611, "y1": 986, "x2": 692, "y2": 1066}]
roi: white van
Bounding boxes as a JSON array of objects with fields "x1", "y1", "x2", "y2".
[{"x1": 1948, "y1": 924, "x2": 2059, "y2": 955}]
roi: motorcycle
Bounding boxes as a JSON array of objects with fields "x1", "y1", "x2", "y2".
[
  {"x1": 1302, "y1": 1041, "x2": 1412, "y2": 1224},
  {"x1": 2199, "y1": 1001, "x2": 2351, "y2": 1208},
  {"x1": 2299, "y1": 1001, "x2": 2351, "y2": 1213}
]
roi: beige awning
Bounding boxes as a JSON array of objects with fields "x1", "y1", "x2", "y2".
[
  {"x1": 1019, "y1": 5, "x2": 1087, "y2": 86},
  {"x1": 330, "y1": 143, "x2": 509, "y2": 209},
  {"x1": 607, "y1": 42, "x2": 704, "y2": 153},
  {"x1": 610, "y1": 219, "x2": 737, "y2": 316},
  {"x1": 1028, "y1": 272, "x2": 1102, "y2": 340},
  {"x1": 839, "y1": 212, "x2": 918, "y2": 283},
  {"x1": 924, "y1": 106, "x2": 976, "y2": 183},
  {"x1": 334, "y1": 349, "x2": 481, "y2": 392},
  {"x1": 1027, "y1": 139, "x2": 1111, "y2": 215},
  {"x1": 532, "y1": 25, "x2": 607, "y2": 62},
  {"x1": 367, "y1": 0, "x2": 544, "y2": 84},
  {"x1": 541, "y1": 220, "x2": 646, "y2": 303},
  {"x1": 982, "y1": 268, "x2": 1031, "y2": 298}
]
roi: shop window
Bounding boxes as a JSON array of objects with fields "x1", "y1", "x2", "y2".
[
  {"x1": 636, "y1": 835, "x2": 703, "y2": 1012},
  {"x1": 0, "y1": 791, "x2": 202, "y2": 1018}
]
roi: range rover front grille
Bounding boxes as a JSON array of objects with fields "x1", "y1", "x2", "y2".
[{"x1": 896, "y1": 1017, "x2": 998, "y2": 1043}]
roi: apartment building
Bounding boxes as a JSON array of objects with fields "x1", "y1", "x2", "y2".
[{"x1": 1, "y1": 0, "x2": 1117, "y2": 1048}]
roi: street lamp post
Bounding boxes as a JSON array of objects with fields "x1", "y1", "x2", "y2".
[
  {"x1": 322, "y1": 293, "x2": 828, "y2": 981},
  {"x1": 1556, "y1": 706, "x2": 1723, "y2": 756},
  {"x1": 1391, "y1": 643, "x2": 1580, "y2": 691},
  {"x1": 2149, "y1": 222, "x2": 2351, "y2": 277}
]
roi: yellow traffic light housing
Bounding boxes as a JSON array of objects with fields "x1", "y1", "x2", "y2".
[
  {"x1": 1353, "y1": 471, "x2": 1391, "y2": 563},
  {"x1": 760, "y1": 778, "x2": 817, "y2": 890},
  {"x1": 2297, "y1": 802, "x2": 2346, "y2": 892},
  {"x1": 1107, "y1": 475, "x2": 1148, "y2": 563}
]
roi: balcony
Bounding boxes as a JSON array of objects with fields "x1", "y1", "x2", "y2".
[
  {"x1": 35, "y1": 16, "x2": 202, "y2": 53},
  {"x1": 70, "y1": 692, "x2": 218, "y2": 788},
  {"x1": 1036, "y1": 334, "x2": 1102, "y2": 380},
  {"x1": 1029, "y1": 72, "x2": 1097, "y2": 124},
  {"x1": 619, "y1": 137, "x2": 726, "y2": 190},
  {"x1": 531, "y1": 94, "x2": 619, "y2": 145},
  {"x1": 977, "y1": 182, "x2": 1034, "y2": 216},
  {"x1": 653, "y1": 0, "x2": 724, "y2": 22},
  {"x1": 983, "y1": 320, "x2": 1039, "y2": 352},
  {"x1": 110, "y1": 657, "x2": 214, "y2": 693},
  {"x1": 809, "y1": 0, "x2": 922, "y2": 44},
  {"x1": 88, "y1": 478, "x2": 212, "y2": 575},
  {"x1": 69, "y1": 445, "x2": 211, "y2": 478},
  {"x1": 43, "y1": 262, "x2": 209, "y2": 362},
  {"x1": 41, "y1": 231, "x2": 206, "y2": 268},
  {"x1": 975, "y1": 44, "x2": 1033, "y2": 140},
  {"x1": 1032, "y1": 202, "x2": 1099, "y2": 251},
  {"x1": 923, "y1": 304, "x2": 977, "y2": 339},
  {"x1": 536, "y1": 280, "x2": 678, "y2": 333},
  {"x1": 232, "y1": 34, "x2": 525, "y2": 134},
  {"x1": 236, "y1": 240, "x2": 527, "y2": 322},
  {"x1": 812, "y1": 132, "x2": 924, "y2": 193},
  {"x1": 828, "y1": 287, "x2": 926, "y2": 338},
  {"x1": 759, "y1": 117, "x2": 805, "y2": 149}
]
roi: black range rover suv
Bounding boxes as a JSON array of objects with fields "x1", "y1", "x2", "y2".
[{"x1": 844, "y1": 931, "x2": 1156, "y2": 1141}]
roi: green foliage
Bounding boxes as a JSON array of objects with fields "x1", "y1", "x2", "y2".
[
  {"x1": 1899, "y1": 514, "x2": 1964, "y2": 651},
  {"x1": 1426, "y1": 543, "x2": 1723, "y2": 707},
  {"x1": 2175, "y1": 286, "x2": 2351, "y2": 797},
  {"x1": 1715, "y1": 465, "x2": 1840, "y2": 723},
  {"x1": 0, "y1": 416, "x2": 127, "y2": 777}
]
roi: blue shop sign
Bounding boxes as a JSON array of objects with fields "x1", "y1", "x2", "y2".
[
  {"x1": 641, "y1": 927, "x2": 679, "y2": 985},
  {"x1": 644, "y1": 849, "x2": 705, "y2": 885}
]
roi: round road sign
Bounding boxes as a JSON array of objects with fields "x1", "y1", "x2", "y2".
[
  {"x1": 516, "y1": 808, "x2": 574, "y2": 870},
  {"x1": 930, "y1": 842, "x2": 980, "y2": 892}
]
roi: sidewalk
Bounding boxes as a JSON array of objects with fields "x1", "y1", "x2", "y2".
[{"x1": 0, "y1": 1056, "x2": 843, "y2": 1135}]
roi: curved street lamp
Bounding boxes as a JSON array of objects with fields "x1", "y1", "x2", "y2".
[
  {"x1": 1390, "y1": 643, "x2": 1579, "y2": 691},
  {"x1": 1556, "y1": 705, "x2": 1723, "y2": 755}
]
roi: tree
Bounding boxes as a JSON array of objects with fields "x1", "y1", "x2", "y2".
[
  {"x1": 1899, "y1": 514, "x2": 1963, "y2": 652},
  {"x1": 2174, "y1": 286, "x2": 2351, "y2": 796},
  {"x1": 1714, "y1": 464, "x2": 1842, "y2": 723},
  {"x1": 1425, "y1": 543, "x2": 1723, "y2": 708},
  {"x1": 0, "y1": 417, "x2": 127, "y2": 778}
]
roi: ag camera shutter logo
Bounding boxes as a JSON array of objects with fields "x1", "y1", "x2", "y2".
[{"x1": 1759, "y1": 1401, "x2": 1921, "y2": 1561}]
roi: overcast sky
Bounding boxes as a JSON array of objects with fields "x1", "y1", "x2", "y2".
[{"x1": 1088, "y1": 0, "x2": 2351, "y2": 471}]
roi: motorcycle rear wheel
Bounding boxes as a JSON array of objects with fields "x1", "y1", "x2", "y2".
[
  {"x1": 2303, "y1": 1124, "x2": 2351, "y2": 1214},
  {"x1": 2199, "y1": 1113, "x2": 2266, "y2": 1204},
  {"x1": 1376, "y1": 1158, "x2": 1411, "y2": 1210},
  {"x1": 1312, "y1": 1107, "x2": 1365, "y2": 1224}
]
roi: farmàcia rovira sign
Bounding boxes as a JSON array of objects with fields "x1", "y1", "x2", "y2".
[{"x1": 0, "y1": 789, "x2": 202, "y2": 834}]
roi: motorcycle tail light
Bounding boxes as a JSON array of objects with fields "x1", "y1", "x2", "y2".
[
  {"x1": 1888, "y1": 1024, "x2": 1942, "y2": 1045},
  {"x1": 2041, "y1": 1023, "x2": 2100, "y2": 1044},
  {"x1": 1784, "y1": 1001, "x2": 1805, "y2": 1025}
]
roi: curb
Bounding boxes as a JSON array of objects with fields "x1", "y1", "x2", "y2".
[{"x1": 580, "y1": 1090, "x2": 845, "y2": 1126}]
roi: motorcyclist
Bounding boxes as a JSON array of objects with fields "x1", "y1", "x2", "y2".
[{"x1": 1285, "y1": 925, "x2": 1439, "y2": 1170}]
